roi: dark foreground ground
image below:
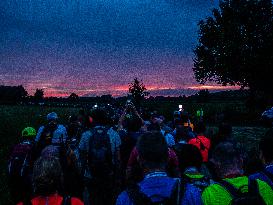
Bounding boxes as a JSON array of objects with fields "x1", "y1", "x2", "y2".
[{"x1": 0, "y1": 105, "x2": 270, "y2": 204}]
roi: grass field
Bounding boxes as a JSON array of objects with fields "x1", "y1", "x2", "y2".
[
  {"x1": 0, "y1": 104, "x2": 270, "y2": 204},
  {"x1": 0, "y1": 105, "x2": 79, "y2": 204}
]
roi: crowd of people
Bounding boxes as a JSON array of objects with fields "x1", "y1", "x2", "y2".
[{"x1": 7, "y1": 101, "x2": 273, "y2": 205}]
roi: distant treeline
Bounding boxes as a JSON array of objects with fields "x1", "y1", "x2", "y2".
[{"x1": 0, "y1": 85, "x2": 252, "y2": 106}]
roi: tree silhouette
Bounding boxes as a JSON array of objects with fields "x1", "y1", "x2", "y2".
[
  {"x1": 34, "y1": 89, "x2": 44, "y2": 101},
  {"x1": 68, "y1": 93, "x2": 79, "y2": 101},
  {"x1": 193, "y1": 0, "x2": 273, "y2": 96},
  {"x1": 129, "y1": 78, "x2": 149, "y2": 107},
  {"x1": 0, "y1": 85, "x2": 28, "y2": 103}
]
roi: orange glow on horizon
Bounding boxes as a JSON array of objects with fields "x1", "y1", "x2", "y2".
[{"x1": 28, "y1": 84, "x2": 241, "y2": 98}]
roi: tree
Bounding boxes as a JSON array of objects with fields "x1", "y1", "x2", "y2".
[
  {"x1": 129, "y1": 78, "x2": 149, "y2": 107},
  {"x1": 68, "y1": 93, "x2": 79, "y2": 101},
  {"x1": 0, "y1": 85, "x2": 28, "y2": 103},
  {"x1": 34, "y1": 89, "x2": 44, "y2": 101},
  {"x1": 193, "y1": 0, "x2": 273, "y2": 96}
]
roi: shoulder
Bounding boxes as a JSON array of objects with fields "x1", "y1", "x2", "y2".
[
  {"x1": 57, "y1": 124, "x2": 66, "y2": 130},
  {"x1": 256, "y1": 179, "x2": 273, "y2": 204},
  {"x1": 182, "y1": 183, "x2": 203, "y2": 205},
  {"x1": 37, "y1": 126, "x2": 45, "y2": 132},
  {"x1": 188, "y1": 138, "x2": 196, "y2": 143},
  {"x1": 202, "y1": 183, "x2": 232, "y2": 205},
  {"x1": 81, "y1": 130, "x2": 92, "y2": 137},
  {"x1": 108, "y1": 127, "x2": 120, "y2": 137},
  {"x1": 116, "y1": 190, "x2": 131, "y2": 205},
  {"x1": 71, "y1": 197, "x2": 84, "y2": 205},
  {"x1": 249, "y1": 172, "x2": 263, "y2": 181}
]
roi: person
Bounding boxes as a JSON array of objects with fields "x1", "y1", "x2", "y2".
[
  {"x1": 147, "y1": 114, "x2": 175, "y2": 147},
  {"x1": 172, "y1": 111, "x2": 195, "y2": 140},
  {"x1": 17, "y1": 156, "x2": 83, "y2": 205},
  {"x1": 188, "y1": 122, "x2": 210, "y2": 162},
  {"x1": 249, "y1": 129, "x2": 273, "y2": 188},
  {"x1": 118, "y1": 114, "x2": 143, "y2": 168},
  {"x1": 176, "y1": 144, "x2": 211, "y2": 191},
  {"x1": 116, "y1": 131, "x2": 203, "y2": 205},
  {"x1": 8, "y1": 127, "x2": 36, "y2": 204},
  {"x1": 35, "y1": 112, "x2": 68, "y2": 155},
  {"x1": 66, "y1": 115, "x2": 83, "y2": 146},
  {"x1": 202, "y1": 142, "x2": 273, "y2": 205},
  {"x1": 173, "y1": 126, "x2": 191, "y2": 145},
  {"x1": 79, "y1": 108, "x2": 121, "y2": 205}
]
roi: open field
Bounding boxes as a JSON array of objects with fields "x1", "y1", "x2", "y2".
[
  {"x1": 0, "y1": 105, "x2": 79, "y2": 204},
  {"x1": 0, "y1": 104, "x2": 270, "y2": 203}
]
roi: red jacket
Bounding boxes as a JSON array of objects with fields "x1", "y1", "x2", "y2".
[
  {"x1": 17, "y1": 194, "x2": 83, "y2": 205},
  {"x1": 188, "y1": 135, "x2": 211, "y2": 162}
]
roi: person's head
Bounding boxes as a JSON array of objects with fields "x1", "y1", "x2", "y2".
[
  {"x1": 21, "y1": 127, "x2": 36, "y2": 141},
  {"x1": 180, "y1": 111, "x2": 189, "y2": 123},
  {"x1": 47, "y1": 112, "x2": 58, "y2": 123},
  {"x1": 211, "y1": 142, "x2": 243, "y2": 178},
  {"x1": 41, "y1": 145, "x2": 60, "y2": 159},
  {"x1": 194, "y1": 121, "x2": 206, "y2": 135},
  {"x1": 173, "y1": 111, "x2": 181, "y2": 121},
  {"x1": 177, "y1": 144, "x2": 203, "y2": 173},
  {"x1": 147, "y1": 123, "x2": 161, "y2": 131},
  {"x1": 259, "y1": 129, "x2": 273, "y2": 165},
  {"x1": 137, "y1": 131, "x2": 168, "y2": 171},
  {"x1": 90, "y1": 108, "x2": 108, "y2": 125},
  {"x1": 126, "y1": 116, "x2": 143, "y2": 132},
  {"x1": 32, "y1": 157, "x2": 63, "y2": 196},
  {"x1": 175, "y1": 125, "x2": 190, "y2": 142},
  {"x1": 150, "y1": 113, "x2": 160, "y2": 124}
]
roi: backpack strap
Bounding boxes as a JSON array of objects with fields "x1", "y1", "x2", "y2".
[
  {"x1": 219, "y1": 179, "x2": 263, "y2": 199},
  {"x1": 248, "y1": 179, "x2": 266, "y2": 205},
  {"x1": 218, "y1": 180, "x2": 241, "y2": 198},
  {"x1": 248, "y1": 178, "x2": 259, "y2": 195}
]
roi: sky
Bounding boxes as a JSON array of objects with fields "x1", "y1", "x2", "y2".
[{"x1": 0, "y1": 0, "x2": 240, "y2": 97}]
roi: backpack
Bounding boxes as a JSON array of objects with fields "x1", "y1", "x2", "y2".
[
  {"x1": 8, "y1": 142, "x2": 33, "y2": 178},
  {"x1": 218, "y1": 179, "x2": 266, "y2": 205},
  {"x1": 126, "y1": 179, "x2": 183, "y2": 205},
  {"x1": 88, "y1": 126, "x2": 113, "y2": 178}
]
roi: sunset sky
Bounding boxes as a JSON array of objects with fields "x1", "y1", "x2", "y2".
[{"x1": 0, "y1": 0, "x2": 240, "y2": 97}]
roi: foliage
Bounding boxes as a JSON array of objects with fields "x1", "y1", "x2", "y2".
[
  {"x1": 0, "y1": 85, "x2": 28, "y2": 103},
  {"x1": 34, "y1": 89, "x2": 44, "y2": 101},
  {"x1": 193, "y1": 0, "x2": 273, "y2": 95},
  {"x1": 128, "y1": 78, "x2": 149, "y2": 106},
  {"x1": 68, "y1": 93, "x2": 79, "y2": 101}
]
